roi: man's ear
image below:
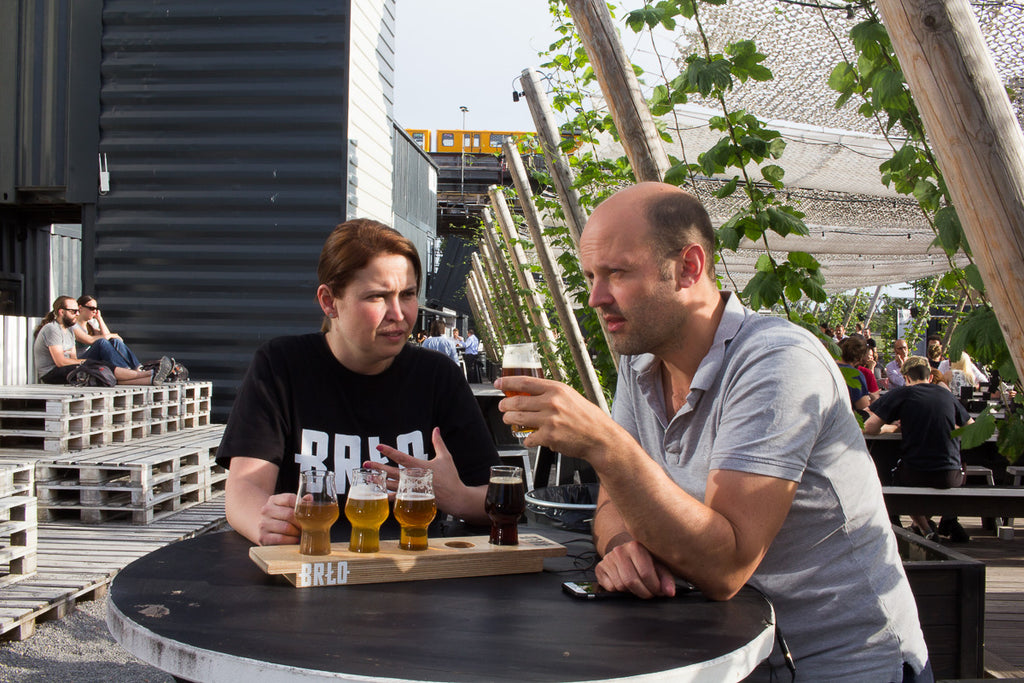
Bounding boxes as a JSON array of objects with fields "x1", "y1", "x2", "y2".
[{"x1": 675, "y1": 244, "x2": 707, "y2": 288}]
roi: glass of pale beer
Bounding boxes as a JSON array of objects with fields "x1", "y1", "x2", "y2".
[
  {"x1": 294, "y1": 470, "x2": 340, "y2": 556},
  {"x1": 344, "y1": 468, "x2": 389, "y2": 553},
  {"x1": 394, "y1": 468, "x2": 437, "y2": 551},
  {"x1": 485, "y1": 465, "x2": 526, "y2": 545},
  {"x1": 502, "y1": 342, "x2": 543, "y2": 439}
]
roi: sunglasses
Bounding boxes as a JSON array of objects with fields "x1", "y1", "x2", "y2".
[
  {"x1": 61, "y1": 307, "x2": 80, "y2": 313},
  {"x1": 82, "y1": 305, "x2": 99, "y2": 311}
]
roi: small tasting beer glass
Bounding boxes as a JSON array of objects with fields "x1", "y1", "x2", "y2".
[
  {"x1": 484, "y1": 465, "x2": 526, "y2": 545},
  {"x1": 344, "y1": 468, "x2": 389, "y2": 553},
  {"x1": 393, "y1": 468, "x2": 437, "y2": 551},
  {"x1": 502, "y1": 342, "x2": 543, "y2": 439},
  {"x1": 294, "y1": 470, "x2": 340, "y2": 556}
]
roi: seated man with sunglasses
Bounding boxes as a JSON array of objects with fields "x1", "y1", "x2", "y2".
[{"x1": 32, "y1": 296, "x2": 172, "y2": 386}]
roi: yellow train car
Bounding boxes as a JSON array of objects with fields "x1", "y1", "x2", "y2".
[{"x1": 406, "y1": 129, "x2": 431, "y2": 152}]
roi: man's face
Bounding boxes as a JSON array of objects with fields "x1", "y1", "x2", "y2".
[
  {"x1": 893, "y1": 341, "x2": 908, "y2": 362},
  {"x1": 580, "y1": 200, "x2": 684, "y2": 357},
  {"x1": 58, "y1": 303, "x2": 80, "y2": 328}
]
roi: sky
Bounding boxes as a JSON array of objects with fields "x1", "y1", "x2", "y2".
[
  {"x1": 393, "y1": 2, "x2": 564, "y2": 133},
  {"x1": 392, "y1": 1, "x2": 665, "y2": 134}
]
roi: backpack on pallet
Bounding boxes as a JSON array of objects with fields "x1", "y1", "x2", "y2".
[{"x1": 67, "y1": 360, "x2": 117, "y2": 387}]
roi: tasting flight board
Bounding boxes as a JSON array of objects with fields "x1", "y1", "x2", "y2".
[{"x1": 249, "y1": 534, "x2": 566, "y2": 588}]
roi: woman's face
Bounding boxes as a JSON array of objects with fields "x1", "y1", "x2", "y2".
[
  {"x1": 79, "y1": 299, "x2": 98, "y2": 323},
  {"x1": 319, "y1": 253, "x2": 419, "y2": 374}
]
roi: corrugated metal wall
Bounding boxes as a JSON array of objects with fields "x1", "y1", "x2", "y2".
[
  {"x1": 91, "y1": 0, "x2": 351, "y2": 420},
  {"x1": 392, "y1": 125, "x2": 437, "y2": 276}
]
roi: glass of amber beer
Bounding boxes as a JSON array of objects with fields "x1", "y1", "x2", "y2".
[
  {"x1": 394, "y1": 468, "x2": 437, "y2": 551},
  {"x1": 502, "y1": 342, "x2": 543, "y2": 439},
  {"x1": 294, "y1": 470, "x2": 340, "y2": 556},
  {"x1": 344, "y1": 468, "x2": 389, "y2": 553},
  {"x1": 485, "y1": 465, "x2": 526, "y2": 545}
]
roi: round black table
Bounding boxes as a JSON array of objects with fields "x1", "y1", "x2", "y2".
[{"x1": 107, "y1": 527, "x2": 775, "y2": 682}]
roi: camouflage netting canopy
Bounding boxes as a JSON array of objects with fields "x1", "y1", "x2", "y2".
[{"x1": 589, "y1": 0, "x2": 1022, "y2": 293}]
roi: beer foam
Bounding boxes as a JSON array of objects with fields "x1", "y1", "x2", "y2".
[
  {"x1": 489, "y1": 476, "x2": 523, "y2": 485},
  {"x1": 396, "y1": 492, "x2": 434, "y2": 501},
  {"x1": 348, "y1": 484, "x2": 387, "y2": 500}
]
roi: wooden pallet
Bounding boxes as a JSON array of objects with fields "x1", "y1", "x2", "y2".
[
  {"x1": 31, "y1": 425, "x2": 225, "y2": 525},
  {"x1": 0, "y1": 383, "x2": 212, "y2": 454},
  {"x1": 0, "y1": 463, "x2": 37, "y2": 587},
  {"x1": 0, "y1": 498, "x2": 226, "y2": 641}
]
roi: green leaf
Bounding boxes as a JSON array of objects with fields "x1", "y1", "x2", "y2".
[
  {"x1": 740, "y1": 135, "x2": 769, "y2": 159},
  {"x1": 688, "y1": 57, "x2": 733, "y2": 97},
  {"x1": 934, "y1": 206, "x2": 964, "y2": 255},
  {"x1": 761, "y1": 164, "x2": 785, "y2": 188},
  {"x1": 765, "y1": 206, "x2": 808, "y2": 237},
  {"x1": 742, "y1": 270, "x2": 783, "y2": 310},
  {"x1": 963, "y1": 263, "x2": 986, "y2": 294},
  {"x1": 827, "y1": 62, "x2": 857, "y2": 94},
  {"x1": 997, "y1": 412, "x2": 1024, "y2": 462},
  {"x1": 663, "y1": 161, "x2": 690, "y2": 186},
  {"x1": 801, "y1": 277, "x2": 828, "y2": 303},
  {"x1": 625, "y1": 7, "x2": 663, "y2": 32},
  {"x1": 871, "y1": 68, "x2": 909, "y2": 109},
  {"x1": 755, "y1": 253, "x2": 774, "y2": 272},
  {"x1": 787, "y1": 251, "x2": 820, "y2": 270},
  {"x1": 912, "y1": 179, "x2": 941, "y2": 212},
  {"x1": 715, "y1": 176, "x2": 739, "y2": 198},
  {"x1": 768, "y1": 137, "x2": 787, "y2": 158},
  {"x1": 849, "y1": 20, "x2": 889, "y2": 53},
  {"x1": 952, "y1": 408, "x2": 996, "y2": 448}
]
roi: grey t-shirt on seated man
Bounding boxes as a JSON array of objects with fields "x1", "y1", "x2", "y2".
[
  {"x1": 33, "y1": 321, "x2": 75, "y2": 379},
  {"x1": 611, "y1": 292, "x2": 928, "y2": 682}
]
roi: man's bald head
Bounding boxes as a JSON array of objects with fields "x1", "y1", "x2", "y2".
[{"x1": 590, "y1": 183, "x2": 716, "y2": 280}]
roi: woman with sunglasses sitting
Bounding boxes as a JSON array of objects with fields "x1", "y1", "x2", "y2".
[{"x1": 73, "y1": 295, "x2": 144, "y2": 370}]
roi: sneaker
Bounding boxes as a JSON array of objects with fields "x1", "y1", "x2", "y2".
[{"x1": 151, "y1": 356, "x2": 173, "y2": 385}]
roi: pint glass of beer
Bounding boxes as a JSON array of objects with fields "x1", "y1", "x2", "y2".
[
  {"x1": 485, "y1": 465, "x2": 526, "y2": 545},
  {"x1": 502, "y1": 342, "x2": 543, "y2": 439},
  {"x1": 344, "y1": 468, "x2": 389, "y2": 553},
  {"x1": 294, "y1": 470, "x2": 339, "y2": 556},
  {"x1": 394, "y1": 468, "x2": 437, "y2": 551}
]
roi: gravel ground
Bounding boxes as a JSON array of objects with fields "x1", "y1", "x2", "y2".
[{"x1": 0, "y1": 594, "x2": 173, "y2": 683}]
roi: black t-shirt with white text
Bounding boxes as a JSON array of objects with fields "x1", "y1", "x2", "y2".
[{"x1": 217, "y1": 334, "x2": 499, "y2": 499}]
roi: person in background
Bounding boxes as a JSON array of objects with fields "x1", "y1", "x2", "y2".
[
  {"x1": 452, "y1": 328, "x2": 465, "y2": 350},
  {"x1": 886, "y1": 339, "x2": 909, "y2": 388},
  {"x1": 33, "y1": 296, "x2": 171, "y2": 386},
  {"x1": 73, "y1": 295, "x2": 144, "y2": 370},
  {"x1": 497, "y1": 182, "x2": 929, "y2": 681},
  {"x1": 856, "y1": 341, "x2": 881, "y2": 402},
  {"x1": 218, "y1": 220, "x2": 498, "y2": 547},
  {"x1": 421, "y1": 319, "x2": 460, "y2": 365},
  {"x1": 865, "y1": 355, "x2": 973, "y2": 542},
  {"x1": 838, "y1": 335, "x2": 871, "y2": 415},
  {"x1": 926, "y1": 337, "x2": 946, "y2": 370},
  {"x1": 463, "y1": 327, "x2": 482, "y2": 383}
]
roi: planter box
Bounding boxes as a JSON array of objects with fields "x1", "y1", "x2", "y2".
[{"x1": 895, "y1": 526, "x2": 985, "y2": 679}]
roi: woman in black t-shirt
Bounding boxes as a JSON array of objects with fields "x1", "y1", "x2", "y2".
[{"x1": 219, "y1": 220, "x2": 499, "y2": 547}]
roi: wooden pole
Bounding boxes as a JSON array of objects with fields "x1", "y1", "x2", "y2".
[
  {"x1": 488, "y1": 185, "x2": 565, "y2": 382},
  {"x1": 875, "y1": 0, "x2": 1024, "y2": 379},
  {"x1": 565, "y1": 0, "x2": 671, "y2": 182},
  {"x1": 470, "y1": 254, "x2": 506, "y2": 347},
  {"x1": 864, "y1": 285, "x2": 884, "y2": 328},
  {"x1": 482, "y1": 208, "x2": 532, "y2": 342},
  {"x1": 473, "y1": 242, "x2": 512, "y2": 347},
  {"x1": 520, "y1": 67, "x2": 619, "y2": 371},
  {"x1": 503, "y1": 140, "x2": 609, "y2": 413},
  {"x1": 841, "y1": 288, "x2": 862, "y2": 329},
  {"x1": 466, "y1": 273, "x2": 501, "y2": 362},
  {"x1": 942, "y1": 294, "x2": 970, "y2": 350}
]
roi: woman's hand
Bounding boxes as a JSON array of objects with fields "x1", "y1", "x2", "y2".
[{"x1": 367, "y1": 428, "x2": 489, "y2": 524}]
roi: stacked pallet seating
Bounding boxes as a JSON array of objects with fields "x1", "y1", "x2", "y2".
[
  {"x1": 0, "y1": 381, "x2": 228, "y2": 640},
  {"x1": 0, "y1": 382, "x2": 224, "y2": 524}
]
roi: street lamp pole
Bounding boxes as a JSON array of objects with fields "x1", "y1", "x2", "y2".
[{"x1": 459, "y1": 105, "x2": 469, "y2": 211}]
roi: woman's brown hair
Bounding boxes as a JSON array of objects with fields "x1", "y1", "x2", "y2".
[{"x1": 316, "y1": 219, "x2": 422, "y2": 332}]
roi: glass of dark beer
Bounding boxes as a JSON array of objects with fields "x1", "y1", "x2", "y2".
[
  {"x1": 294, "y1": 470, "x2": 339, "y2": 556},
  {"x1": 344, "y1": 468, "x2": 390, "y2": 553},
  {"x1": 485, "y1": 465, "x2": 525, "y2": 545},
  {"x1": 394, "y1": 468, "x2": 436, "y2": 551},
  {"x1": 502, "y1": 342, "x2": 543, "y2": 439}
]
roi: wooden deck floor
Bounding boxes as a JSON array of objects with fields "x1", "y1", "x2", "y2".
[{"x1": 944, "y1": 516, "x2": 1024, "y2": 679}]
